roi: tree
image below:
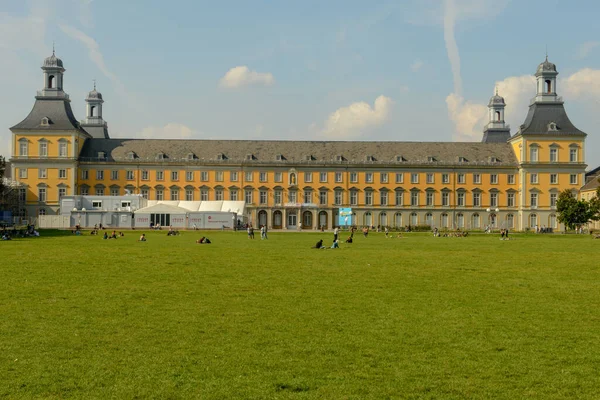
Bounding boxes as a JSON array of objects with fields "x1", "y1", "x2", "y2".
[
  {"x1": 556, "y1": 188, "x2": 600, "y2": 231},
  {"x1": 0, "y1": 155, "x2": 5, "y2": 193}
]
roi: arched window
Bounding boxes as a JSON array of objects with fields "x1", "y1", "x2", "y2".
[
  {"x1": 364, "y1": 212, "x2": 372, "y2": 227},
  {"x1": 410, "y1": 212, "x2": 418, "y2": 226},
  {"x1": 529, "y1": 214, "x2": 537, "y2": 228},
  {"x1": 441, "y1": 213, "x2": 448, "y2": 228},
  {"x1": 545, "y1": 79, "x2": 552, "y2": 93},
  {"x1": 91, "y1": 105, "x2": 96, "y2": 117},
  {"x1": 549, "y1": 214, "x2": 557, "y2": 229},
  {"x1": 507, "y1": 214, "x2": 514, "y2": 229},
  {"x1": 48, "y1": 75, "x2": 55, "y2": 89},
  {"x1": 39, "y1": 208, "x2": 46, "y2": 216},
  {"x1": 472, "y1": 213, "x2": 480, "y2": 229},
  {"x1": 380, "y1": 212, "x2": 387, "y2": 227},
  {"x1": 456, "y1": 213, "x2": 464, "y2": 228},
  {"x1": 495, "y1": 111, "x2": 501, "y2": 121},
  {"x1": 394, "y1": 212, "x2": 402, "y2": 228},
  {"x1": 425, "y1": 213, "x2": 433, "y2": 226}
]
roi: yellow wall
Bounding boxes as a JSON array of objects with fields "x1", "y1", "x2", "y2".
[{"x1": 77, "y1": 165, "x2": 524, "y2": 208}]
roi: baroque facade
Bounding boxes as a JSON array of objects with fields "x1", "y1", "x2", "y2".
[{"x1": 9, "y1": 53, "x2": 588, "y2": 230}]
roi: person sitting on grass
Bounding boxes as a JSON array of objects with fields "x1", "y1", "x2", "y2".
[
  {"x1": 196, "y1": 237, "x2": 212, "y2": 244},
  {"x1": 109, "y1": 230, "x2": 117, "y2": 239},
  {"x1": 330, "y1": 239, "x2": 340, "y2": 249},
  {"x1": 345, "y1": 235, "x2": 353, "y2": 243},
  {"x1": 119, "y1": 232, "x2": 125, "y2": 237},
  {"x1": 138, "y1": 233, "x2": 147, "y2": 242},
  {"x1": 312, "y1": 239, "x2": 324, "y2": 249},
  {"x1": 103, "y1": 232, "x2": 108, "y2": 240}
]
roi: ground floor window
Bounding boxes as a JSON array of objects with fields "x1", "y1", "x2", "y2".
[
  {"x1": 364, "y1": 212, "x2": 372, "y2": 227},
  {"x1": 441, "y1": 213, "x2": 448, "y2": 228},
  {"x1": 507, "y1": 214, "x2": 514, "y2": 229},
  {"x1": 303, "y1": 211, "x2": 313, "y2": 228},
  {"x1": 549, "y1": 214, "x2": 557, "y2": 229},
  {"x1": 529, "y1": 214, "x2": 537, "y2": 228},
  {"x1": 410, "y1": 212, "x2": 418, "y2": 226},
  {"x1": 394, "y1": 212, "x2": 402, "y2": 228},
  {"x1": 472, "y1": 213, "x2": 480, "y2": 229},
  {"x1": 380, "y1": 212, "x2": 387, "y2": 226},
  {"x1": 273, "y1": 211, "x2": 282, "y2": 228},
  {"x1": 456, "y1": 213, "x2": 464, "y2": 228}
]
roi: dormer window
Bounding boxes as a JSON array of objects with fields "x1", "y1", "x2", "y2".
[
  {"x1": 396, "y1": 155, "x2": 406, "y2": 162},
  {"x1": 458, "y1": 156, "x2": 468, "y2": 163},
  {"x1": 97, "y1": 151, "x2": 105, "y2": 159},
  {"x1": 156, "y1": 152, "x2": 165, "y2": 161},
  {"x1": 548, "y1": 122, "x2": 558, "y2": 131},
  {"x1": 127, "y1": 151, "x2": 136, "y2": 160},
  {"x1": 366, "y1": 155, "x2": 375, "y2": 162},
  {"x1": 216, "y1": 153, "x2": 226, "y2": 160},
  {"x1": 335, "y1": 155, "x2": 344, "y2": 162},
  {"x1": 41, "y1": 117, "x2": 49, "y2": 126},
  {"x1": 187, "y1": 153, "x2": 195, "y2": 161},
  {"x1": 245, "y1": 154, "x2": 255, "y2": 161},
  {"x1": 489, "y1": 156, "x2": 500, "y2": 163},
  {"x1": 275, "y1": 154, "x2": 284, "y2": 161},
  {"x1": 427, "y1": 156, "x2": 437, "y2": 162},
  {"x1": 305, "y1": 155, "x2": 315, "y2": 161}
]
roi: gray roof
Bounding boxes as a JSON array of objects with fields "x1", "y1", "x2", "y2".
[
  {"x1": 10, "y1": 98, "x2": 90, "y2": 134},
  {"x1": 581, "y1": 175, "x2": 600, "y2": 192},
  {"x1": 513, "y1": 103, "x2": 586, "y2": 138},
  {"x1": 79, "y1": 138, "x2": 519, "y2": 167}
]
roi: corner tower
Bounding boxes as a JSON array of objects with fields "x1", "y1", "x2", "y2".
[
  {"x1": 80, "y1": 82, "x2": 110, "y2": 139},
  {"x1": 10, "y1": 51, "x2": 91, "y2": 216},
  {"x1": 482, "y1": 88, "x2": 510, "y2": 143},
  {"x1": 509, "y1": 57, "x2": 587, "y2": 233}
]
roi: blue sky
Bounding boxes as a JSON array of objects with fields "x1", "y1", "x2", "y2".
[{"x1": 2, "y1": 0, "x2": 600, "y2": 167}]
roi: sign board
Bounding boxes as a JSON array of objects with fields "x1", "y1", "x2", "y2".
[{"x1": 338, "y1": 208, "x2": 353, "y2": 226}]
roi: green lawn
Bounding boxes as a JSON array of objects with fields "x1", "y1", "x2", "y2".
[{"x1": 1, "y1": 230, "x2": 599, "y2": 399}]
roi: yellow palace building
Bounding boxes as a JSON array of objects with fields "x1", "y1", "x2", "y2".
[{"x1": 9, "y1": 53, "x2": 588, "y2": 231}]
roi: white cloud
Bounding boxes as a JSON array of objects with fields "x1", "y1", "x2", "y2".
[
  {"x1": 59, "y1": 24, "x2": 117, "y2": 83},
  {"x1": 563, "y1": 68, "x2": 600, "y2": 99},
  {"x1": 576, "y1": 41, "x2": 600, "y2": 59},
  {"x1": 133, "y1": 123, "x2": 197, "y2": 139},
  {"x1": 446, "y1": 93, "x2": 487, "y2": 141},
  {"x1": 411, "y1": 59, "x2": 424, "y2": 72},
  {"x1": 447, "y1": 76, "x2": 535, "y2": 141},
  {"x1": 322, "y1": 95, "x2": 393, "y2": 138},
  {"x1": 219, "y1": 66, "x2": 275, "y2": 89}
]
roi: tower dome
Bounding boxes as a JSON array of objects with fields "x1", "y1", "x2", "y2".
[
  {"x1": 536, "y1": 56, "x2": 557, "y2": 76},
  {"x1": 488, "y1": 92, "x2": 505, "y2": 106},
  {"x1": 43, "y1": 52, "x2": 64, "y2": 69},
  {"x1": 87, "y1": 88, "x2": 103, "y2": 101}
]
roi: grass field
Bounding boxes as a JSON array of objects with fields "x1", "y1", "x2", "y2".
[{"x1": 1, "y1": 229, "x2": 600, "y2": 399}]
